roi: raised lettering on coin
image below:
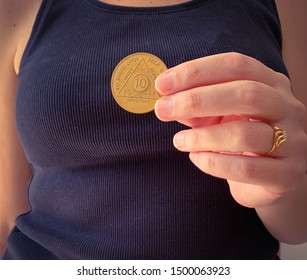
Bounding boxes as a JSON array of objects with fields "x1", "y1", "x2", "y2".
[{"x1": 111, "y1": 52, "x2": 168, "y2": 114}]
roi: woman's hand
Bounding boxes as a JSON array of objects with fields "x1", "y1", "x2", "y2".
[{"x1": 155, "y1": 52, "x2": 307, "y2": 209}]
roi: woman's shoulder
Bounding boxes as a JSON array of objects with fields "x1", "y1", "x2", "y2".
[{"x1": 0, "y1": 0, "x2": 42, "y2": 74}]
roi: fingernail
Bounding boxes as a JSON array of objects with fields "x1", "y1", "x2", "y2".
[
  {"x1": 155, "y1": 71, "x2": 176, "y2": 93},
  {"x1": 173, "y1": 132, "x2": 185, "y2": 149},
  {"x1": 155, "y1": 97, "x2": 173, "y2": 119}
]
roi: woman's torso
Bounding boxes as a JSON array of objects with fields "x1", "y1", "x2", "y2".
[{"x1": 5, "y1": 0, "x2": 285, "y2": 259}]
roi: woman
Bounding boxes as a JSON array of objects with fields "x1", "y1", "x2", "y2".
[{"x1": 1, "y1": 0, "x2": 307, "y2": 259}]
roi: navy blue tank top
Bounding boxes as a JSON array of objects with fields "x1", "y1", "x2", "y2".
[{"x1": 4, "y1": 0, "x2": 287, "y2": 259}]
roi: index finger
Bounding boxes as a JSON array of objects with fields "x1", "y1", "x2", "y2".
[{"x1": 155, "y1": 52, "x2": 289, "y2": 95}]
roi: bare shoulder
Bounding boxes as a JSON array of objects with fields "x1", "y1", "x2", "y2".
[
  {"x1": 0, "y1": 2, "x2": 37, "y2": 255},
  {"x1": 275, "y1": 0, "x2": 307, "y2": 113},
  {"x1": 0, "y1": 0, "x2": 42, "y2": 74}
]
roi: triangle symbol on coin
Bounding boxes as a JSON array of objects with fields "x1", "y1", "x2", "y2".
[{"x1": 117, "y1": 59, "x2": 160, "y2": 100}]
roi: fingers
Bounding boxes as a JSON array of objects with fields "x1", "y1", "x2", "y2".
[
  {"x1": 155, "y1": 80, "x2": 286, "y2": 122},
  {"x1": 173, "y1": 121, "x2": 275, "y2": 154},
  {"x1": 155, "y1": 52, "x2": 290, "y2": 95},
  {"x1": 153, "y1": 52, "x2": 307, "y2": 208}
]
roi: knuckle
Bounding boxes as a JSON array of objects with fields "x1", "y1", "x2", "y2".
[
  {"x1": 236, "y1": 159, "x2": 257, "y2": 179},
  {"x1": 293, "y1": 100, "x2": 307, "y2": 122},
  {"x1": 186, "y1": 62, "x2": 202, "y2": 80},
  {"x1": 185, "y1": 91, "x2": 203, "y2": 113},
  {"x1": 230, "y1": 123, "x2": 255, "y2": 149},
  {"x1": 190, "y1": 130, "x2": 201, "y2": 149},
  {"x1": 236, "y1": 81, "x2": 261, "y2": 108},
  {"x1": 285, "y1": 97, "x2": 307, "y2": 126},
  {"x1": 206, "y1": 155, "x2": 216, "y2": 173},
  {"x1": 224, "y1": 52, "x2": 251, "y2": 75},
  {"x1": 276, "y1": 72, "x2": 292, "y2": 90}
]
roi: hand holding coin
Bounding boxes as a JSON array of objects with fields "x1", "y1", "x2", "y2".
[{"x1": 154, "y1": 52, "x2": 307, "y2": 209}]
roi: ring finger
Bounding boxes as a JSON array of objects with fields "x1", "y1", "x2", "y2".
[{"x1": 173, "y1": 120, "x2": 278, "y2": 155}]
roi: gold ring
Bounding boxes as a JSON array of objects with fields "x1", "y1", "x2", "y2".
[{"x1": 267, "y1": 125, "x2": 287, "y2": 154}]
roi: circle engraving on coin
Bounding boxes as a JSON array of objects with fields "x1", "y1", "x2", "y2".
[{"x1": 111, "y1": 52, "x2": 168, "y2": 114}]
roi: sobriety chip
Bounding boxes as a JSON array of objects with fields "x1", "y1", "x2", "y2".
[{"x1": 111, "y1": 52, "x2": 168, "y2": 114}]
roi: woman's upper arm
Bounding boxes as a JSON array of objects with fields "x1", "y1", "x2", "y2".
[
  {"x1": 0, "y1": 0, "x2": 38, "y2": 255},
  {"x1": 275, "y1": 0, "x2": 307, "y2": 129}
]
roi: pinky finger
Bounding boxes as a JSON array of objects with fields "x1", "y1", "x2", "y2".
[{"x1": 189, "y1": 152, "x2": 303, "y2": 192}]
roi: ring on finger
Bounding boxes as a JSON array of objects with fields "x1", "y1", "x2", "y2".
[{"x1": 267, "y1": 125, "x2": 287, "y2": 154}]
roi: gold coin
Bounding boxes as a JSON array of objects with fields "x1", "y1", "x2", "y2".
[{"x1": 111, "y1": 52, "x2": 168, "y2": 114}]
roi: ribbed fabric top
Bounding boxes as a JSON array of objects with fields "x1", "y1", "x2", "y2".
[{"x1": 4, "y1": 0, "x2": 287, "y2": 259}]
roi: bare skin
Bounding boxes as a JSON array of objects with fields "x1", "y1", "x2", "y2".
[
  {"x1": 1, "y1": 0, "x2": 307, "y2": 258},
  {"x1": 0, "y1": 0, "x2": 41, "y2": 257}
]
